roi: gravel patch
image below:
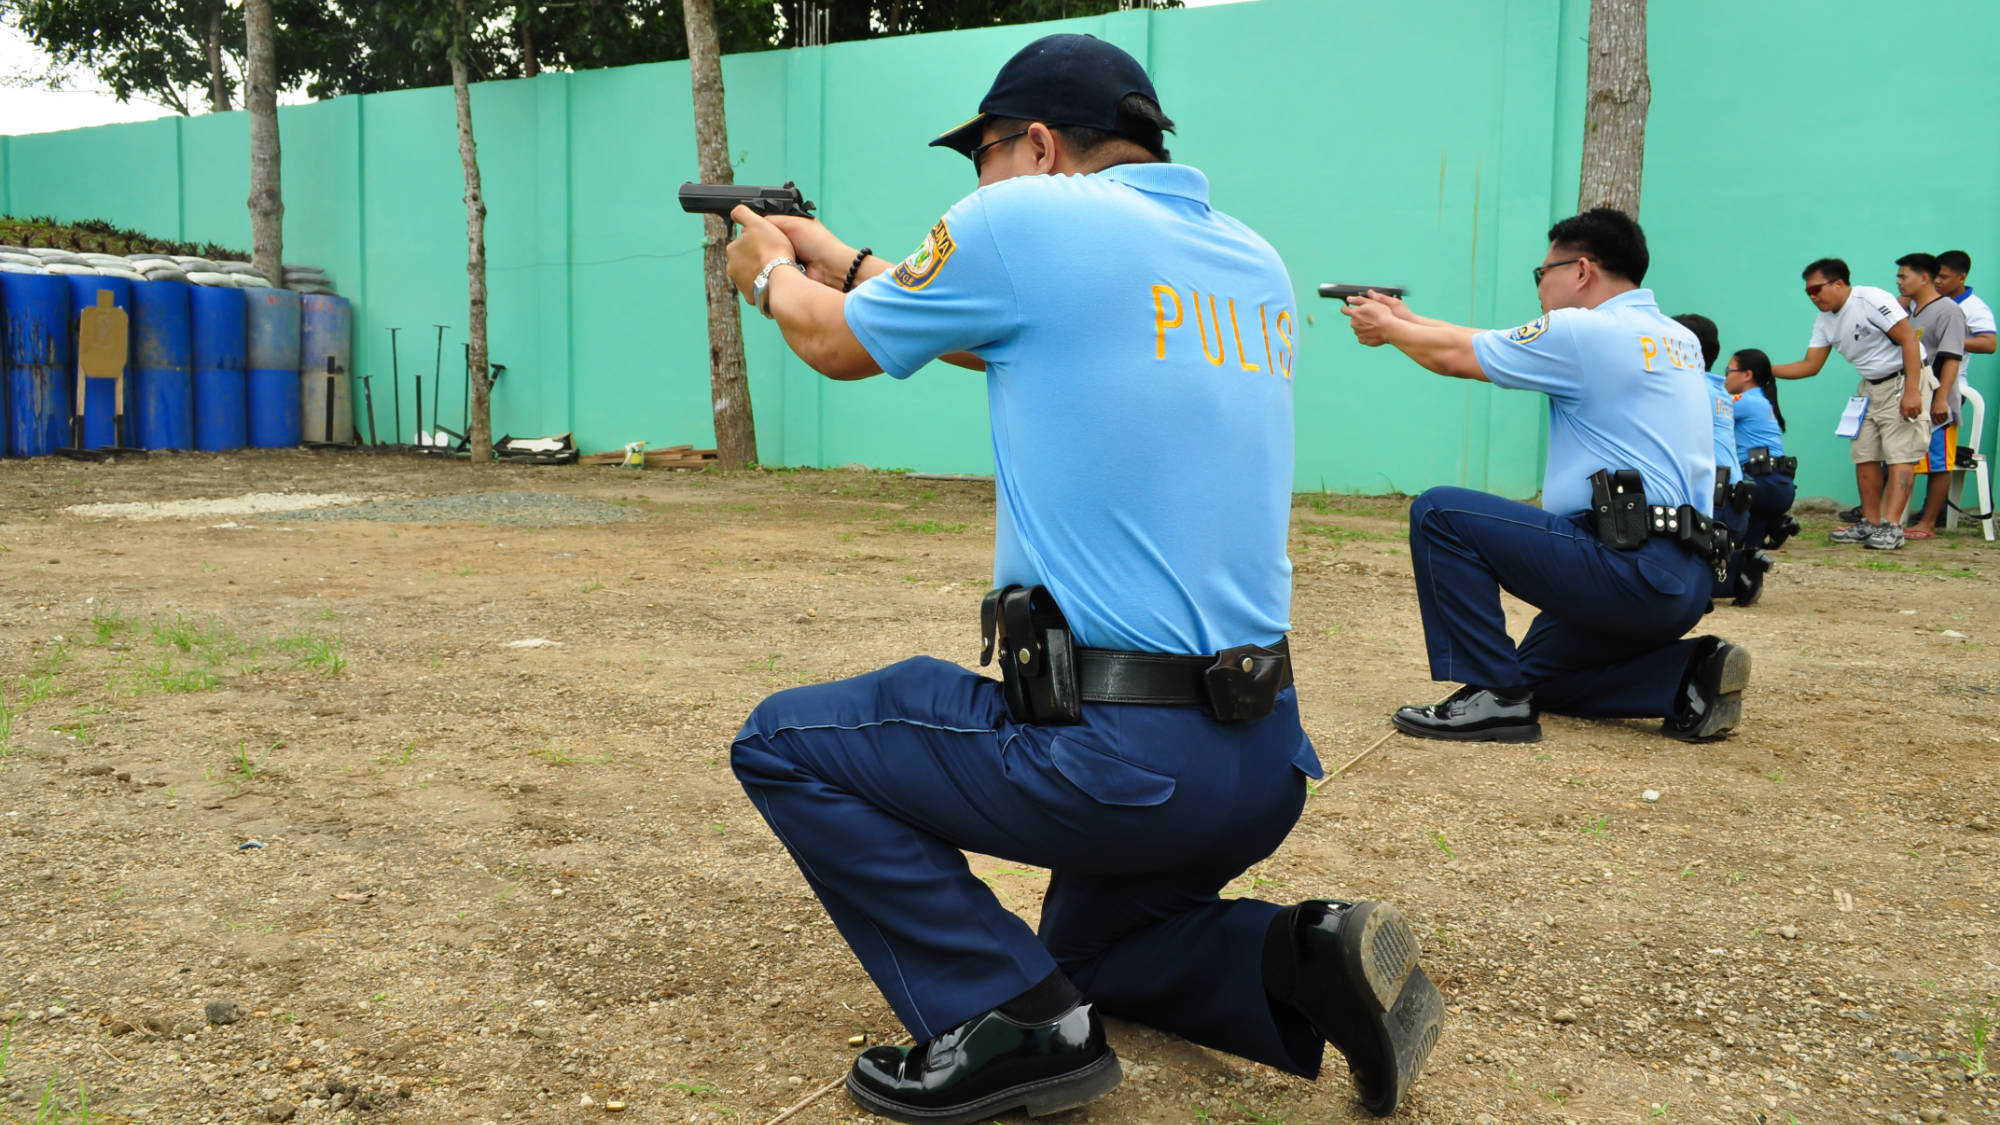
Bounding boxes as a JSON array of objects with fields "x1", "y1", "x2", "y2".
[
  {"x1": 270, "y1": 490, "x2": 637, "y2": 527},
  {"x1": 64, "y1": 491, "x2": 373, "y2": 520}
]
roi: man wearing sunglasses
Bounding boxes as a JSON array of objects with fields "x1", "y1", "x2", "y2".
[
  {"x1": 721, "y1": 32, "x2": 1442, "y2": 1125},
  {"x1": 1770, "y1": 259, "x2": 1928, "y2": 549},
  {"x1": 1343, "y1": 208, "x2": 1748, "y2": 746}
]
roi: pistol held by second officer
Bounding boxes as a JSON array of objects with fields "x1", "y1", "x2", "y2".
[
  {"x1": 1343, "y1": 208, "x2": 1750, "y2": 744},
  {"x1": 722, "y1": 32, "x2": 1443, "y2": 1125}
]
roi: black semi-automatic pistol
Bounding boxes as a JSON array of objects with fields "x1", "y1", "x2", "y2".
[{"x1": 678, "y1": 181, "x2": 817, "y2": 222}]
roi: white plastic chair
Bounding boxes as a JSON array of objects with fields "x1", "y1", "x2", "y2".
[{"x1": 1945, "y1": 381, "x2": 1994, "y2": 540}]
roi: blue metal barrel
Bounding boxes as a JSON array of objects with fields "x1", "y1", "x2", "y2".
[
  {"x1": 299, "y1": 294, "x2": 353, "y2": 443},
  {"x1": 63, "y1": 274, "x2": 133, "y2": 450},
  {"x1": 128, "y1": 278, "x2": 193, "y2": 450},
  {"x1": 189, "y1": 285, "x2": 247, "y2": 450},
  {"x1": 244, "y1": 287, "x2": 301, "y2": 447},
  {"x1": 2, "y1": 272, "x2": 72, "y2": 457}
]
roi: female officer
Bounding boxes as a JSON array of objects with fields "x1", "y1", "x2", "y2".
[{"x1": 1725, "y1": 348, "x2": 1798, "y2": 605}]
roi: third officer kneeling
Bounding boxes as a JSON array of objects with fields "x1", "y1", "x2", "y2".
[{"x1": 1342, "y1": 208, "x2": 1749, "y2": 743}]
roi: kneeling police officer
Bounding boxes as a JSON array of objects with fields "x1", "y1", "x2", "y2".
[
  {"x1": 1343, "y1": 208, "x2": 1750, "y2": 743},
  {"x1": 723, "y1": 33, "x2": 1443, "y2": 1125}
]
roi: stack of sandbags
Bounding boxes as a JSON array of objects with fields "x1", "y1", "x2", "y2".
[
  {"x1": 81, "y1": 253, "x2": 146, "y2": 281},
  {"x1": 0, "y1": 245, "x2": 48, "y2": 274},
  {"x1": 283, "y1": 265, "x2": 336, "y2": 295},
  {"x1": 126, "y1": 254, "x2": 189, "y2": 282},
  {"x1": 216, "y1": 261, "x2": 275, "y2": 288}
]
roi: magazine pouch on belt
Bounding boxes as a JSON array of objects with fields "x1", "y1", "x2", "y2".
[
  {"x1": 1588, "y1": 468, "x2": 1650, "y2": 549},
  {"x1": 980, "y1": 585, "x2": 1082, "y2": 725}
]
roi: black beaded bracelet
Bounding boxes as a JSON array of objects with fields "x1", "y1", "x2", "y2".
[{"x1": 843, "y1": 247, "x2": 872, "y2": 293}]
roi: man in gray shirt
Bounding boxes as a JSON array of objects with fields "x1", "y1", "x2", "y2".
[{"x1": 1899, "y1": 253, "x2": 1968, "y2": 541}]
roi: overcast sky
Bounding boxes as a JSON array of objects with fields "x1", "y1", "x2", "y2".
[{"x1": 0, "y1": 0, "x2": 1255, "y2": 137}]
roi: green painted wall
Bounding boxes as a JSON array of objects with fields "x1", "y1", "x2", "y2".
[{"x1": 4, "y1": 0, "x2": 1994, "y2": 504}]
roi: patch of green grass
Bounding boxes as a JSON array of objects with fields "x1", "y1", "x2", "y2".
[
  {"x1": 581, "y1": 579, "x2": 605, "y2": 593},
  {"x1": 224, "y1": 740, "x2": 273, "y2": 786},
  {"x1": 1431, "y1": 831, "x2": 1456, "y2": 858},
  {"x1": 129, "y1": 653, "x2": 220, "y2": 695},
  {"x1": 0, "y1": 692, "x2": 14, "y2": 759},
  {"x1": 88, "y1": 605, "x2": 132, "y2": 645},
  {"x1": 533, "y1": 742, "x2": 574, "y2": 766},
  {"x1": 892, "y1": 518, "x2": 967, "y2": 535},
  {"x1": 1296, "y1": 521, "x2": 1393, "y2": 544},
  {"x1": 273, "y1": 629, "x2": 346, "y2": 675},
  {"x1": 18, "y1": 673, "x2": 58, "y2": 707},
  {"x1": 1942, "y1": 990, "x2": 1995, "y2": 1076},
  {"x1": 1581, "y1": 814, "x2": 1610, "y2": 838}
]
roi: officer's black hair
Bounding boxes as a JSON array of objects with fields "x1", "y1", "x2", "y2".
[
  {"x1": 1545, "y1": 208, "x2": 1647, "y2": 285},
  {"x1": 1802, "y1": 257, "x2": 1850, "y2": 284},
  {"x1": 1896, "y1": 252, "x2": 1940, "y2": 279},
  {"x1": 1672, "y1": 313, "x2": 1720, "y2": 371},
  {"x1": 987, "y1": 94, "x2": 1175, "y2": 164},
  {"x1": 1938, "y1": 250, "x2": 1973, "y2": 274},
  {"x1": 1731, "y1": 348, "x2": 1786, "y2": 432}
]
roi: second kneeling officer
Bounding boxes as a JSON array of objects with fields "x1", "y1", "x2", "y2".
[{"x1": 1343, "y1": 208, "x2": 1751, "y2": 743}]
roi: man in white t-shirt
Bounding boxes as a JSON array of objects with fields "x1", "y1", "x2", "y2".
[
  {"x1": 1773, "y1": 257, "x2": 1928, "y2": 549},
  {"x1": 1935, "y1": 249, "x2": 1997, "y2": 482}
]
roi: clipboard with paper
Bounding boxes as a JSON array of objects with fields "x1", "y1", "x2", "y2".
[{"x1": 1834, "y1": 395, "x2": 1868, "y2": 438}]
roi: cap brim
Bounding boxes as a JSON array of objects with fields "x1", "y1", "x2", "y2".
[{"x1": 929, "y1": 113, "x2": 988, "y2": 157}]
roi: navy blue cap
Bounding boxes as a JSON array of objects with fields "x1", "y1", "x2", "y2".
[{"x1": 930, "y1": 34, "x2": 1161, "y2": 158}]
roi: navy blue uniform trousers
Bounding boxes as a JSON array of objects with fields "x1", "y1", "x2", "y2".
[
  {"x1": 1741, "y1": 472, "x2": 1797, "y2": 553},
  {"x1": 1408, "y1": 487, "x2": 1711, "y2": 717},
  {"x1": 731, "y1": 656, "x2": 1330, "y2": 1076}
]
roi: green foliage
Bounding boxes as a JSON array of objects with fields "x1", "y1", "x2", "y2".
[{"x1": 7, "y1": 0, "x2": 1187, "y2": 109}]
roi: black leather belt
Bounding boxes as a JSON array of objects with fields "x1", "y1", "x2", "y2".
[
  {"x1": 1865, "y1": 372, "x2": 1904, "y2": 384},
  {"x1": 1078, "y1": 639, "x2": 1292, "y2": 706}
]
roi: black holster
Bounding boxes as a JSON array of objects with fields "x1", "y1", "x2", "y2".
[
  {"x1": 1588, "y1": 468, "x2": 1650, "y2": 549},
  {"x1": 980, "y1": 585, "x2": 1082, "y2": 725}
]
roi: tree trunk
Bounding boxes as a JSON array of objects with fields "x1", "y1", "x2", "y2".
[
  {"x1": 1577, "y1": 0, "x2": 1649, "y2": 217},
  {"x1": 520, "y1": 4, "x2": 539, "y2": 78},
  {"x1": 682, "y1": 0, "x2": 757, "y2": 469},
  {"x1": 205, "y1": 3, "x2": 231, "y2": 112},
  {"x1": 245, "y1": 0, "x2": 282, "y2": 285},
  {"x1": 453, "y1": 0, "x2": 494, "y2": 462}
]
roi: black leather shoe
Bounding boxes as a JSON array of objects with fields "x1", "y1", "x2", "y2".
[
  {"x1": 845, "y1": 1003, "x2": 1121, "y2": 1125},
  {"x1": 1392, "y1": 685, "x2": 1541, "y2": 742},
  {"x1": 1264, "y1": 900, "x2": 1444, "y2": 1117},
  {"x1": 1731, "y1": 551, "x2": 1771, "y2": 607},
  {"x1": 1662, "y1": 636, "x2": 1750, "y2": 742},
  {"x1": 1837, "y1": 504, "x2": 1863, "y2": 525},
  {"x1": 1766, "y1": 515, "x2": 1802, "y2": 550}
]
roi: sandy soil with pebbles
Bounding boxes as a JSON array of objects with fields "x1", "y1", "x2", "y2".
[{"x1": 1, "y1": 450, "x2": 1996, "y2": 1125}]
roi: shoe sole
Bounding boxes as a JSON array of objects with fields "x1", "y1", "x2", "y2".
[
  {"x1": 844, "y1": 1050, "x2": 1122, "y2": 1125},
  {"x1": 1341, "y1": 903, "x2": 1444, "y2": 1117},
  {"x1": 1665, "y1": 644, "x2": 1750, "y2": 742},
  {"x1": 1390, "y1": 713, "x2": 1542, "y2": 743}
]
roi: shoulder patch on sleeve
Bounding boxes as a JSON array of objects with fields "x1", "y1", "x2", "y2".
[
  {"x1": 892, "y1": 218, "x2": 956, "y2": 290},
  {"x1": 1505, "y1": 315, "x2": 1549, "y2": 343}
]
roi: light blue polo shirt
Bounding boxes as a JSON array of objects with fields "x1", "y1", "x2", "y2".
[
  {"x1": 844, "y1": 164, "x2": 1297, "y2": 654},
  {"x1": 1731, "y1": 389, "x2": 1785, "y2": 458},
  {"x1": 1471, "y1": 289, "x2": 1715, "y2": 517},
  {"x1": 1706, "y1": 369, "x2": 1739, "y2": 486}
]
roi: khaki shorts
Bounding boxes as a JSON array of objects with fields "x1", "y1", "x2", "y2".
[{"x1": 1851, "y1": 372, "x2": 1937, "y2": 465}]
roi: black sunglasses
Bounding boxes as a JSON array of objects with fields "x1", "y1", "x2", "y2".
[
  {"x1": 1532, "y1": 256, "x2": 1592, "y2": 285},
  {"x1": 969, "y1": 129, "x2": 1030, "y2": 172}
]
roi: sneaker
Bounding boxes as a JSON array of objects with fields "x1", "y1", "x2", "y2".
[
  {"x1": 1863, "y1": 523, "x2": 1905, "y2": 550},
  {"x1": 1829, "y1": 521, "x2": 1876, "y2": 544},
  {"x1": 1838, "y1": 504, "x2": 1864, "y2": 523}
]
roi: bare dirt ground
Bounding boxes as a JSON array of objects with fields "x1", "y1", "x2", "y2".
[{"x1": 1, "y1": 451, "x2": 1996, "y2": 1125}]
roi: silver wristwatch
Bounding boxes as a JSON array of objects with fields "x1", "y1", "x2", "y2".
[{"x1": 751, "y1": 257, "x2": 802, "y2": 319}]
